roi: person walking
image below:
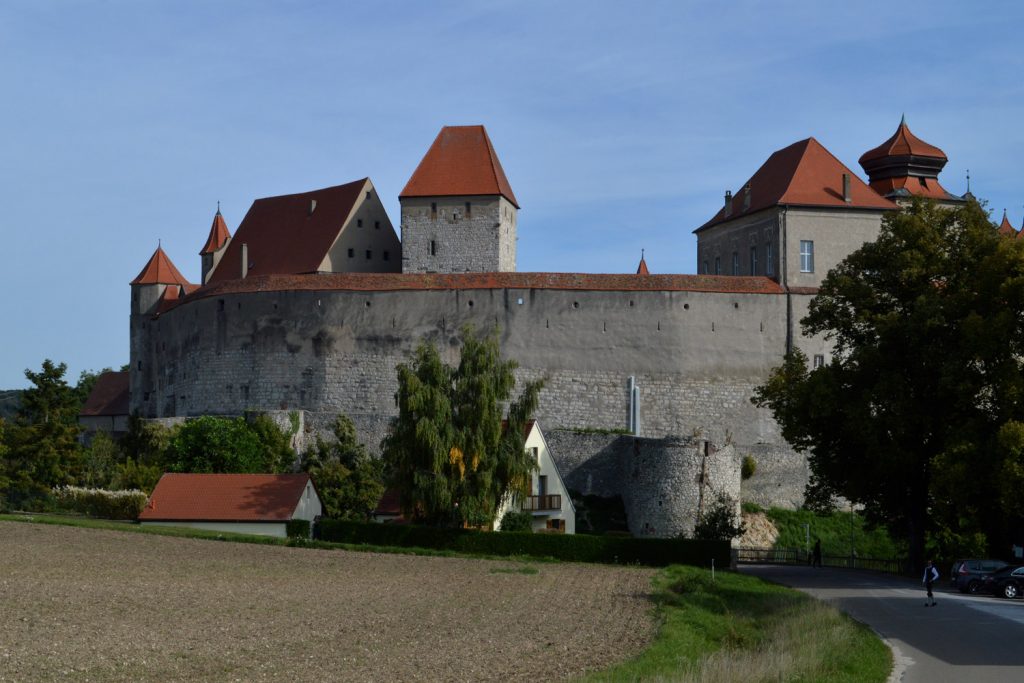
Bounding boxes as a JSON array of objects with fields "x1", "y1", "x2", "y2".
[
  {"x1": 812, "y1": 538, "x2": 822, "y2": 568},
  {"x1": 923, "y1": 559, "x2": 939, "y2": 606}
]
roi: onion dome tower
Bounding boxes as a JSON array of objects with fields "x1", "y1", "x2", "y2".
[
  {"x1": 997, "y1": 210, "x2": 1017, "y2": 237},
  {"x1": 859, "y1": 116, "x2": 963, "y2": 203}
]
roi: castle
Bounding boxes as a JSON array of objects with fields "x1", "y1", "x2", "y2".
[{"x1": 125, "y1": 119, "x2": 974, "y2": 536}]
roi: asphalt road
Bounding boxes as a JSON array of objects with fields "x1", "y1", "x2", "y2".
[{"x1": 742, "y1": 564, "x2": 1024, "y2": 682}]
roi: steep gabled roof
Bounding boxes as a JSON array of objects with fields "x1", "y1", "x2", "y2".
[
  {"x1": 79, "y1": 371, "x2": 129, "y2": 417},
  {"x1": 130, "y1": 246, "x2": 192, "y2": 286},
  {"x1": 698, "y1": 138, "x2": 896, "y2": 231},
  {"x1": 207, "y1": 179, "x2": 366, "y2": 284},
  {"x1": 138, "y1": 473, "x2": 314, "y2": 522},
  {"x1": 859, "y1": 117, "x2": 947, "y2": 165},
  {"x1": 400, "y1": 125, "x2": 519, "y2": 207},
  {"x1": 199, "y1": 209, "x2": 231, "y2": 255}
]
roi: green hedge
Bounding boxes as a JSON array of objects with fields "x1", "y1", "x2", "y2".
[
  {"x1": 316, "y1": 519, "x2": 730, "y2": 567},
  {"x1": 286, "y1": 519, "x2": 311, "y2": 539},
  {"x1": 52, "y1": 486, "x2": 148, "y2": 520}
]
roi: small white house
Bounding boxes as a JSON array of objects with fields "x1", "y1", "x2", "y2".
[
  {"x1": 495, "y1": 421, "x2": 576, "y2": 534},
  {"x1": 138, "y1": 473, "x2": 322, "y2": 538}
]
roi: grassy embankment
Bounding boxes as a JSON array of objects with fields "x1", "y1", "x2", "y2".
[
  {"x1": 751, "y1": 504, "x2": 906, "y2": 559},
  {"x1": 3, "y1": 513, "x2": 892, "y2": 682},
  {"x1": 583, "y1": 565, "x2": 891, "y2": 683}
]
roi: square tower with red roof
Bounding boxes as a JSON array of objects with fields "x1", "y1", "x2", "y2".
[{"x1": 399, "y1": 125, "x2": 519, "y2": 273}]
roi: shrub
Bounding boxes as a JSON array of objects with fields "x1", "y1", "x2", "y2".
[
  {"x1": 741, "y1": 454, "x2": 757, "y2": 480},
  {"x1": 499, "y1": 510, "x2": 533, "y2": 532},
  {"x1": 317, "y1": 519, "x2": 730, "y2": 567},
  {"x1": 53, "y1": 486, "x2": 148, "y2": 520},
  {"x1": 286, "y1": 519, "x2": 311, "y2": 539},
  {"x1": 693, "y1": 491, "x2": 746, "y2": 541}
]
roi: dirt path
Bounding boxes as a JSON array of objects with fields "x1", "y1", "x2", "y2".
[{"x1": 0, "y1": 522, "x2": 656, "y2": 682}]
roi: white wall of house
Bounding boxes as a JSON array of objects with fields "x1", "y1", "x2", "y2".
[
  {"x1": 293, "y1": 479, "x2": 323, "y2": 522},
  {"x1": 140, "y1": 521, "x2": 289, "y2": 538},
  {"x1": 495, "y1": 424, "x2": 576, "y2": 534}
]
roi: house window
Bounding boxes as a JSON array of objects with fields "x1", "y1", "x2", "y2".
[
  {"x1": 766, "y1": 242, "x2": 774, "y2": 276},
  {"x1": 531, "y1": 446, "x2": 539, "y2": 463},
  {"x1": 749, "y1": 246, "x2": 758, "y2": 275},
  {"x1": 430, "y1": 202, "x2": 437, "y2": 219},
  {"x1": 383, "y1": 250, "x2": 390, "y2": 261},
  {"x1": 365, "y1": 250, "x2": 372, "y2": 259},
  {"x1": 357, "y1": 219, "x2": 363, "y2": 227},
  {"x1": 731, "y1": 252, "x2": 739, "y2": 275},
  {"x1": 347, "y1": 248, "x2": 354, "y2": 258},
  {"x1": 800, "y1": 240, "x2": 814, "y2": 273},
  {"x1": 430, "y1": 240, "x2": 437, "y2": 256},
  {"x1": 813, "y1": 354, "x2": 825, "y2": 369},
  {"x1": 366, "y1": 191, "x2": 371, "y2": 200},
  {"x1": 714, "y1": 256, "x2": 721, "y2": 275}
]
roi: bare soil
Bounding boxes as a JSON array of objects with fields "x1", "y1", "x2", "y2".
[
  {"x1": 0, "y1": 522, "x2": 656, "y2": 682},
  {"x1": 739, "y1": 512, "x2": 778, "y2": 549}
]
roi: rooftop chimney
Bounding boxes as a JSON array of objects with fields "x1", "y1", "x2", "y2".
[
  {"x1": 842, "y1": 173, "x2": 851, "y2": 203},
  {"x1": 309, "y1": 199, "x2": 317, "y2": 216},
  {"x1": 724, "y1": 190, "x2": 733, "y2": 217},
  {"x1": 241, "y1": 243, "x2": 248, "y2": 279}
]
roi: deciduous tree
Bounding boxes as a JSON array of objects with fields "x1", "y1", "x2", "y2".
[
  {"x1": 382, "y1": 326, "x2": 543, "y2": 527},
  {"x1": 300, "y1": 415, "x2": 383, "y2": 519},
  {"x1": 754, "y1": 198, "x2": 1024, "y2": 569}
]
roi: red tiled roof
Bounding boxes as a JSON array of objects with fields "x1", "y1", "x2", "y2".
[
  {"x1": 859, "y1": 118, "x2": 947, "y2": 165},
  {"x1": 698, "y1": 138, "x2": 896, "y2": 231},
  {"x1": 79, "y1": 371, "x2": 129, "y2": 417},
  {"x1": 181, "y1": 271, "x2": 786, "y2": 306},
  {"x1": 207, "y1": 179, "x2": 366, "y2": 284},
  {"x1": 998, "y1": 211, "x2": 1017, "y2": 237},
  {"x1": 199, "y1": 210, "x2": 231, "y2": 255},
  {"x1": 400, "y1": 125, "x2": 519, "y2": 208},
  {"x1": 130, "y1": 246, "x2": 192, "y2": 286},
  {"x1": 138, "y1": 473, "x2": 313, "y2": 522}
]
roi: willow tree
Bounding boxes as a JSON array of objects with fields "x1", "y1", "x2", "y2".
[
  {"x1": 754, "y1": 197, "x2": 1024, "y2": 570},
  {"x1": 381, "y1": 326, "x2": 543, "y2": 527}
]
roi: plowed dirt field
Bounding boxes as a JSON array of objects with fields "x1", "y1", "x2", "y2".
[{"x1": 0, "y1": 522, "x2": 656, "y2": 681}]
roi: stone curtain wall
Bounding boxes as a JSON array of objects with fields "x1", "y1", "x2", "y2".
[{"x1": 132, "y1": 285, "x2": 810, "y2": 509}]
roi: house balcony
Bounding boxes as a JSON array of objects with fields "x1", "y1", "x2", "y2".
[{"x1": 521, "y1": 494, "x2": 561, "y2": 512}]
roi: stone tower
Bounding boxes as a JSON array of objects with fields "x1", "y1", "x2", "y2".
[
  {"x1": 199, "y1": 206, "x2": 231, "y2": 284},
  {"x1": 399, "y1": 125, "x2": 519, "y2": 273}
]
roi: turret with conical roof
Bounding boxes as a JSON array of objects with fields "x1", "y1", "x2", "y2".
[
  {"x1": 859, "y1": 117, "x2": 962, "y2": 204},
  {"x1": 130, "y1": 244, "x2": 192, "y2": 316},
  {"x1": 399, "y1": 125, "x2": 518, "y2": 273},
  {"x1": 199, "y1": 206, "x2": 232, "y2": 284},
  {"x1": 997, "y1": 210, "x2": 1018, "y2": 237}
]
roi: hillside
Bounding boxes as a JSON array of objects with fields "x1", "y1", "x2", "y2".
[{"x1": 0, "y1": 389, "x2": 21, "y2": 420}]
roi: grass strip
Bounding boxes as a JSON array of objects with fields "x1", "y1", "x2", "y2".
[{"x1": 582, "y1": 565, "x2": 891, "y2": 683}]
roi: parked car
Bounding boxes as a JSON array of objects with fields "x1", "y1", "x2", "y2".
[
  {"x1": 950, "y1": 558, "x2": 1009, "y2": 593},
  {"x1": 980, "y1": 565, "x2": 1024, "y2": 599}
]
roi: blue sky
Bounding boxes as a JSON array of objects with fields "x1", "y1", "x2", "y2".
[{"x1": 1, "y1": 1, "x2": 1022, "y2": 388}]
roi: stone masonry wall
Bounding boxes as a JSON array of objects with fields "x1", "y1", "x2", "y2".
[{"x1": 400, "y1": 195, "x2": 516, "y2": 273}]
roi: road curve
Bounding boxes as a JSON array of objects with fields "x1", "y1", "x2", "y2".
[{"x1": 742, "y1": 564, "x2": 1024, "y2": 682}]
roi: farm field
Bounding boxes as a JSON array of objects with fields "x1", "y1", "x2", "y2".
[{"x1": 0, "y1": 522, "x2": 656, "y2": 682}]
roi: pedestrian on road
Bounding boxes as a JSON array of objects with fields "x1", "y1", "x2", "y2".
[
  {"x1": 812, "y1": 538, "x2": 822, "y2": 568},
  {"x1": 923, "y1": 559, "x2": 939, "y2": 606}
]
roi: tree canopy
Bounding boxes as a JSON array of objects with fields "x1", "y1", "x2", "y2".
[
  {"x1": 754, "y1": 198, "x2": 1024, "y2": 569},
  {"x1": 300, "y1": 415, "x2": 384, "y2": 520},
  {"x1": 381, "y1": 326, "x2": 543, "y2": 527},
  {"x1": 167, "y1": 415, "x2": 293, "y2": 474}
]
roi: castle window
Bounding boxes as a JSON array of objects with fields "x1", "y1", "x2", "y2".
[
  {"x1": 465, "y1": 202, "x2": 472, "y2": 217},
  {"x1": 731, "y1": 252, "x2": 739, "y2": 276},
  {"x1": 714, "y1": 257, "x2": 721, "y2": 275},
  {"x1": 347, "y1": 248, "x2": 354, "y2": 258},
  {"x1": 430, "y1": 240, "x2": 437, "y2": 256},
  {"x1": 218, "y1": 299, "x2": 225, "y2": 311},
  {"x1": 431, "y1": 202, "x2": 437, "y2": 219},
  {"x1": 374, "y1": 221, "x2": 380, "y2": 229},
  {"x1": 766, "y1": 242, "x2": 774, "y2": 276},
  {"x1": 357, "y1": 219, "x2": 363, "y2": 227},
  {"x1": 366, "y1": 249, "x2": 372, "y2": 259},
  {"x1": 749, "y1": 246, "x2": 758, "y2": 275},
  {"x1": 383, "y1": 250, "x2": 390, "y2": 261},
  {"x1": 137, "y1": 361, "x2": 142, "y2": 371},
  {"x1": 800, "y1": 240, "x2": 814, "y2": 273}
]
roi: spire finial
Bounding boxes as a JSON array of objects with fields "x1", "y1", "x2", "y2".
[
  {"x1": 900, "y1": 112, "x2": 906, "y2": 126},
  {"x1": 158, "y1": 238, "x2": 161, "y2": 248},
  {"x1": 966, "y1": 169, "x2": 970, "y2": 193},
  {"x1": 641, "y1": 248, "x2": 645, "y2": 259},
  {"x1": 216, "y1": 200, "x2": 221, "y2": 215}
]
